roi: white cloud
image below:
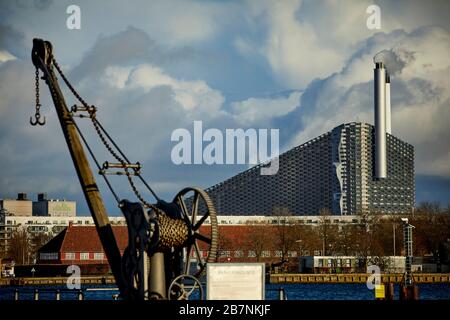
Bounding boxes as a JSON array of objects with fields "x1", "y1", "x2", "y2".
[
  {"x1": 262, "y1": 0, "x2": 344, "y2": 88},
  {"x1": 238, "y1": 0, "x2": 450, "y2": 90},
  {"x1": 104, "y1": 66, "x2": 132, "y2": 89},
  {"x1": 0, "y1": 50, "x2": 16, "y2": 63},
  {"x1": 231, "y1": 91, "x2": 301, "y2": 125},
  {"x1": 106, "y1": 64, "x2": 225, "y2": 114},
  {"x1": 1, "y1": 0, "x2": 449, "y2": 209},
  {"x1": 285, "y1": 26, "x2": 450, "y2": 177}
]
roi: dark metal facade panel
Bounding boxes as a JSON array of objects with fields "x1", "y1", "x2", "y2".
[{"x1": 205, "y1": 122, "x2": 414, "y2": 216}]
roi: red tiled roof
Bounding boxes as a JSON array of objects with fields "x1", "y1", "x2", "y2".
[{"x1": 61, "y1": 225, "x2": 129, "y2": 252}]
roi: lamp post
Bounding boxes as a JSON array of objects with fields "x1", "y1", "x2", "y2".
[
  {"x1": 393, "y1": 223, "x2": 396, "y2": 256},
  {"x1": 295, "y1": 239, "x2": 303, "y2": 257},
  {"x1": 296, "y1": 239, "x2": 303, "y2": 273}
]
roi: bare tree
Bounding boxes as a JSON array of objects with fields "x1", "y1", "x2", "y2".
[
  {"x1": 272, "y1": 207, "x2": 301, "y2": 266},
  {"x1": 416, "y1": 201, "x2": 442, "y2": 214},
  {"x1": 317, "y1": 208, "x2": 337, "y2": 256},
  {"x1": 411, "y1": 211, "x2": 450, "y2": 270},
  {"x1": 31, "y1": 232, "x2": 53, "y2": 262},
  {"x1": 336, "y1": 224, "x2": 358, "y2": 256},
  {"x1": 217, "y1": 229, "x2": 232, "y2": 261},
  {"x1": 353, "y1": 211, "x2": 382, "y2": 271},
  {"x1": 7, "y1": 227, "x2": 32, "y2": 265},
  {"x1": 246, "y1": 226, "x2": 269, "y2": 262}
]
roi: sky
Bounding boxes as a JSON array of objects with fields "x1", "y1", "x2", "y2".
[{"x1": 0, "y1": 0, "x2": 449, "y2": 215}]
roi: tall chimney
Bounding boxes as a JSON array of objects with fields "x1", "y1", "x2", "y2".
[
  {"x1": 385, "y1": 73, "x2": 392, "y2": 134},
  {"x1": 374, "y1": 62, "x2": 387, "y2": 179}
]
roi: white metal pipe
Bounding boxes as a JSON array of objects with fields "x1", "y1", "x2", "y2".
[
  {"x1": 374, "y1": 62, "x2": 387, "y2": 179},
  {"x1": 385, "y1": 73, "x2": 392, "y2": 134}
]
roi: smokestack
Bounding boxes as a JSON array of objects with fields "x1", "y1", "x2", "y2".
[
  {"x1": 374, "y1": 62, "x2": 387, "y2": 179},
  {"x1": 385, "y1": 73, "x2": 392, "y2": 134}
]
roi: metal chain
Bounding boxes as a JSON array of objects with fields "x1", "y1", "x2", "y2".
[
  {"x1": 91, "y1": 118, "x2": 155, "y2": 209},
  {"x1": 52, "y1": 55, "x2": 157, "y2": 211},
  {"x1": 52, "y1": 57, "x2": 90, "y2": 109},
  {"x1": 35, "y1": 67, "x2": 41, "y2": 113},
  {"x1": 30, "y1": 67, "x2": 46, "y2": 126}
]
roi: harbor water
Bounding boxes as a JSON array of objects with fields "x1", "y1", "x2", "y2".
[{"x1": 1, "y1": 283, "x2": 450, "y2": 300}]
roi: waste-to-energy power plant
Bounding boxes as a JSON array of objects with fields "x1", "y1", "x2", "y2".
[{"x1": 206, "y1": 60, "x2": 414, "y2": 216}]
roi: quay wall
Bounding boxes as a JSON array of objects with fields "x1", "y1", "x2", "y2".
[{"x1": 270, "y1": 273, "x2": 450, "y2": 284}]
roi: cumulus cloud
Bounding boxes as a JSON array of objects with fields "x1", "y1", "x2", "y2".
[
  {"x1": 238, "y1": 0, "x2": 450, "y2": 89},
  {"x1": 281, "y1": 26, "x2": 450, "y2": 177},
  {"x1": 125, "y1": 64, "x2": 225, "y2": 113},
  {"x1": 0, "y1": 0, "x2": 449, "y2": 210},
  {"x1": 231, "y1": 91, "x2": 301, "y2": 125},
  {"x1": 0, "y1": 50, "x2": 16, "y2": 63}
]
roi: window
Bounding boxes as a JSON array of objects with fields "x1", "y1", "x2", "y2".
[
  {"x1": 94, "y1": 252, "x2": 104, "y2": 260},
  {"x1": 40, "y1": 252, "x2": 58, "y2": 260},
  {"x1": 275, "y1": 251, "x2": 282, "y2": 257},
  {"x1": 261, "y1": 251, "x2": 271, "y2": 257},
  {"x1": 345, "y1": 259, "x2": 351, "y2": 267},
  {"x1": 65, "y1": 252, "x2": 75, "y2": 260},
  {"x1": 220, "y1": 251, "x2": 230, "y2": 258},
  {"x1": 80, "y1": 252, "x2": 90, "y2": 260}
]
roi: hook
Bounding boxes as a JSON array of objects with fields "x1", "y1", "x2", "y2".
[{"x1": 30, "y1": 113, "x2": 46, "y2": 126}]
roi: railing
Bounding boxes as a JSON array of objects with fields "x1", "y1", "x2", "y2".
[
  {"x1": 266, "y1": 287, "x2": 288, "y2": 300},
  {"x1": 9, "y1": 286, "x2": 287, "y2": 301},
  {"x1": 11, "y1": 287, "x2": 119, "y2": 300}
]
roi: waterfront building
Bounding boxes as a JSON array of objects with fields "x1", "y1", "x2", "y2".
[
  {"x1": 0, "y1": 193, "x2": 32, "y2": 216},
  {"x1": 206, "y1": 122, "x2": 414, "y2": 216},
  {"x1": 298, "y1": 255, "x2": 406, "y2": 274},
  {"x1": 37, "y1": 223, "x2": 128, "y2": 265},
  {"x1": 32, "y1": 193, "x2": 76, "y2": 217},
  {"x1": 0, "y1": 212, "x2": 126, "y2": 258}
]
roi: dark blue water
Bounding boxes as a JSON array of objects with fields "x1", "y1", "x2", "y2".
[
  {"x1": 1, "y1": 283, "x2": 449, "y2": 300},
  {"x1": 265, "y1": 283, "x2": 450, "y2": 300}
]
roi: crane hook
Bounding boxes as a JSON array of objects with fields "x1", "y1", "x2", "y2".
[{"x1": 30, "y1": 111, "x2": 46, "y2": 126}]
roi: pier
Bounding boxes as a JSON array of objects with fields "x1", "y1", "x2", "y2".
[
  {"x1": 2, "y1": 273, "x2": 450, "y2": 287},
  {"x1": 0, "y1": 275, "x2": 115, "y2": 287},
  {"x1": 270, "y1": 273, "x2": 450, "y2": 284}
]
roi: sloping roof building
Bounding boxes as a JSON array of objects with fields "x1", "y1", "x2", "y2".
[{"x1": 38, "y1": 223, "x2": 128, "y2": 265}]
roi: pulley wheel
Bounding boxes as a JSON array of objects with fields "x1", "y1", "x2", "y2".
[{"x1": 173, "y1": 187, "x2": 218, "y2": 278}]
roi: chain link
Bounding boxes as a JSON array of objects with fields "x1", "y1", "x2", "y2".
[
  {"x1": 30, "y1": 67, "x2": 46, "y2": 125},
  {"x1": 35, "y1": 67, "x2": 40, "y2": 113},
  {"x1": 52, "y1": 55, "x2": 157, "y2": 211}
]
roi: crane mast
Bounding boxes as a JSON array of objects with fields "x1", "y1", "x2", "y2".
[{"x1": 31, "y1": 39, "x2": 128, "y2": 296}]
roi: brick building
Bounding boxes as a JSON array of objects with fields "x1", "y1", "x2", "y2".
[
  {"x1": 37, "y1": 223, "x2": 128, "y2": 265},
  {"x1": 36, "y1": 222, "x2": 302, "y2": 274}
]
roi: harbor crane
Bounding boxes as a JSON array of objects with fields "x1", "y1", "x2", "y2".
[{"x1": 30, "y1": 38, "x2": 218, "y2": 300}]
